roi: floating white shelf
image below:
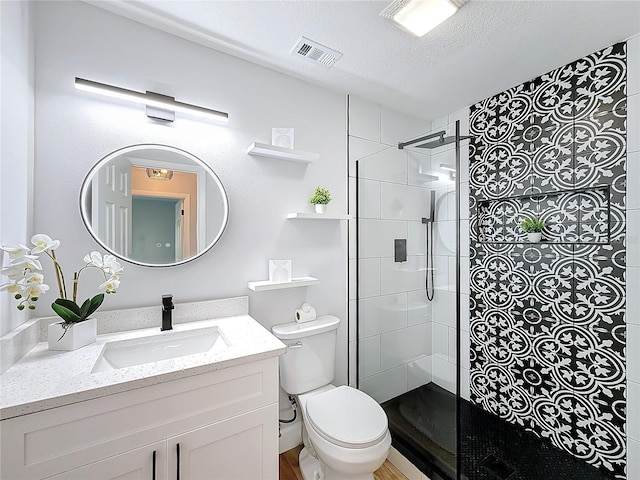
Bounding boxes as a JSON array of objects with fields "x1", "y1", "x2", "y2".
[
  {"x1": 247, "y1": 276, "x2": 319, "y2": 292},
  {"x1": 286, "y1": 212, "x2": 351, "y2": 220},
  {"x1": 247, "y1": 142, "x2": 319, "y2": 163}
]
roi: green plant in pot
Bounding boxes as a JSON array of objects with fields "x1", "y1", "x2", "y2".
[
  {"x1": 1, "y1": 234, "x2": 123, "y2": 350},
  {"x1": 310, "y1": 186, "x2": 331, "y2": 214},
  {"x1": 520, "y1": 215, "x2": 545, "y2": 242}
]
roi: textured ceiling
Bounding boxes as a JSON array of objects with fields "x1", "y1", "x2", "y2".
[{"x1": 90, "y1": 0, "x2": 640, "y2": 121}]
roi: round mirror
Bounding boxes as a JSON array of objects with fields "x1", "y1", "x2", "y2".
[{"x1": 80, "y1": 144, "x2": 229, "y2": 267}]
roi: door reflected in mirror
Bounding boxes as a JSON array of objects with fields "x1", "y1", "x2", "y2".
[{"x1": 81, "y1": 145, "x2": 229, "y2": 267}]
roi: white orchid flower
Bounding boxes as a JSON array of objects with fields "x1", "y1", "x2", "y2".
[
  {"x1": 0, "y1": 282, "x2": 23, "y2": 295},
  {"x1": 99, "y1": 277, "x2": 120, "y2": 294},
  {"x1": 9, "y1": 255, "x2": 43, "y2": 271},
  {"x1": 31, "y1": 234, "x2": 60, "y2": 254},
  {"x1": 103, "y1": 255, "x2": 123, "y2": 275},
  {"x1": 0, "y1": 244, "x2": 32, "y2": 259},
  {"x1": 83, "y1": 251, "x2": 104, "y2": 268},
  {"x1": 1, "y1": 265, "x2": 27, "y2": 281},
  {"x1": 22, "y1": 283, "x2": 49, "y2": 298},
  {"x1": 24, "y1": 272, "x2": 45, "y2": 284},
  {"x1": 4, "y1": 233, "x2": 124, "y2": 316}
]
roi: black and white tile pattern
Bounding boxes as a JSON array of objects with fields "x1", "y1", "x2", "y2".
[{"x1": 469, "y1": 43, "x2": 627, "y2": 479}]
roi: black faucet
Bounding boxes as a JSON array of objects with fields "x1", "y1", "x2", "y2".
[{"x1": 161, "y1": 294, "x2": 174, "y2": 331}]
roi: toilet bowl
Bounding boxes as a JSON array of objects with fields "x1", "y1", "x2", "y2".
[
  {"x1": 298, "y1": 385, "x2": 391, "y2": 480},
  {"x1": 272, "y1": 316, "x2": 391, "y2": 480}
]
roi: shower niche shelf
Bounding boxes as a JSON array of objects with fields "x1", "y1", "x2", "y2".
[
  {"x1": 287, "y1": 212, "x2": 350, "y2": 220},
  {"x1": 247, "y1": 276, "x2": 319, "y2": 292},
  {"x1": 246, "y1": 142, "x2": 319, "y2": 163},
  {"x1": 476, "y1": 185, "x2": 611, "y2": 245}
]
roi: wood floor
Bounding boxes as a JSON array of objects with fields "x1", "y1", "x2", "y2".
[{"x1": 279, "y1": 445, "x2": 409, "y2": 480}]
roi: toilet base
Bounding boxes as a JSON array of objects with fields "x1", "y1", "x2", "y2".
[
  {"x1": 299, "y1": 447, "x2": 322, "y2": 480},
  {"x1": 299, "y1": 447, "x2": 375, "y2": 480}
]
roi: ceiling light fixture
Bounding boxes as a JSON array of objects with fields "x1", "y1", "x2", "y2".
[
  {"x1": 381, "y1": 0, "x2": 464, "y2": 38},
  {"x1": 74, "y1": 77, "x2": 229, "y2": 123},
  {"x1": 146, "y1": 168, "x2": 174, "y2": 181}
]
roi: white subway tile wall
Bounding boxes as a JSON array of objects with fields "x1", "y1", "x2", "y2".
[{"x1": 349, "y1": 95, "x2": 468, "y2": 401}]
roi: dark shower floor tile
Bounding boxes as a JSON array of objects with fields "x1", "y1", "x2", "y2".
[
  {"x1": 459, "y1": 400, "x2": 617, "y2": 480},
  {"x1": 382, "y1": 383, "x2": 457, "y2": 480},
  {"x1": 381, "y1": 383, "x2": 616, "y2": 480}
]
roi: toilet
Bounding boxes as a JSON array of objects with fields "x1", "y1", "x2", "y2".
[{"x1": 272, "y1": 315, "x2": 391, "y2": 480}]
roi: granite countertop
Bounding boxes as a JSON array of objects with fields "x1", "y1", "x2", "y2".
[{"x1": 0, "y1": 315, "x2": 286, "y2": 420}]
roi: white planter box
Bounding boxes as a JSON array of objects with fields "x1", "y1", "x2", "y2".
[{"x1": 48, "y1": 318, "x2": 97, "y2": 351}]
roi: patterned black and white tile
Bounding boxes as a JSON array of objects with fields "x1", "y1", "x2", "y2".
[{"x1": 469, "y1": 42, "x2": 627, "y2": 479}]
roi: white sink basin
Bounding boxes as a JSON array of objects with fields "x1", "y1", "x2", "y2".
[{"x1": 92, "y1": 327, "x2": 228, "y2": 373}]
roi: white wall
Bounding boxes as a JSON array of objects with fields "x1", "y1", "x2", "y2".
[
  {"x1": 28, "y1": 2, "x2": 348, "y2": 383},
  {"x1": 347, "y1": 95, "x2": 434, "y2": 402},
  {"x1": 625, "y1": 32, "x2": 640, "y2": 480},
  {"x1": 0, "y1": 1, "x2": 34, "y2": 336}
]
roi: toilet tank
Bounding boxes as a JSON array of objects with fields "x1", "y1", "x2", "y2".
[{"x1": 271, "y1": 315, "x2": 340, "y2": 395}]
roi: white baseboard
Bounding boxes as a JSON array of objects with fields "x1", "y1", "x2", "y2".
[{"x1": 279, "y1": 418, "x2": 302, "y2": 454}]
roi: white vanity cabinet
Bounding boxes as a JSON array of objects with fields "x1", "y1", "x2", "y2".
[
  {"x1": 46, "y1": 441, "x2": 167, "y2": 480},
  {"x1": 1, "y1": 358, "x2": 279, "y2": 480}
]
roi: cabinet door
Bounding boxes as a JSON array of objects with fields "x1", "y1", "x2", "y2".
[
  {"x1": 46, "y1": 441, "x2": 166, "y2": 480},
  {"x1": 167, "y1": 404, "x2": 278, "y2": 480}
]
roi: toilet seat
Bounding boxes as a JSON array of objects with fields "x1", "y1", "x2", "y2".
[{"x1": 305, "y1": 385, "x2": 388, "y2": 449}]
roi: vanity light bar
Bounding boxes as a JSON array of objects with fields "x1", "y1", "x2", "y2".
[
  {"x1": 440, "y1": 164, "x2": 456, "y2": 172},
  {"x1": 74, "y1": 77, "x2": 228, "y2": 122}
]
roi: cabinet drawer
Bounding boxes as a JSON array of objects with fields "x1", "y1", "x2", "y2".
[{"x1": 1, "y1": 358, "x2": 278, "y2": 479}]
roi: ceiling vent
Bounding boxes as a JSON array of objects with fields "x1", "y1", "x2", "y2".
[{"x1": 291, "y1": 36, "x2": 343, "y2": 68}]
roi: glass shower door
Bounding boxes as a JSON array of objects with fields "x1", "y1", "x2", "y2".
[{"x1": 356, "y1": 121, "x2": 463, "y2": 480}]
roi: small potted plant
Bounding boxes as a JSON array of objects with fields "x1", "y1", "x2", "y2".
[
  {"x1": 520, "y1": 215, "x2": 545, "y2": 243},
  {"x1": 1, "y1": 234, "x2": 123, "y2": 351},
  {"x1": 310, "y1": 186, "x2": 331, "y2": 214}
]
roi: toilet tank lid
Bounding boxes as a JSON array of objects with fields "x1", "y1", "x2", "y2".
[{"x1": 271, "y1": 315, "x2": 340, "y2": 340}]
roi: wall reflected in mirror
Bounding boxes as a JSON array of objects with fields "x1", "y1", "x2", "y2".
[{"x1": 81, "y1": 145, "x2": 229, "y2": 267}]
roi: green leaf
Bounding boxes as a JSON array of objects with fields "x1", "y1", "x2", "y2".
[
  {"x1": 83, "y1": 294, "x2": 104, "y2": 319},
  {"x1": 79, "y1": 297, "x2": 92, "y2": 319},
  {"x1": 520, "y1": 215, "x2": 545, "y2": 233},
  {"x1": 54, "y1": 298, "x2": 81, "y2": 316},
  {"x1": 309, "y1": 186, "x2": 331, "y2": 205},
  {"x1": 51, "y1": 302, "x2": 81, "y2": 323}
]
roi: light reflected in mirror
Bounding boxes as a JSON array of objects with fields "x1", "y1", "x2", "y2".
[{"x1": 80, "y1": 145, "x2": 229, "y2": 267}]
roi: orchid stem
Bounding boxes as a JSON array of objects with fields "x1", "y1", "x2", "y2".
[
  {"x1": 49, "y1": 250, "x2": 67, "y2": 299},
  {"x1": 72, "y1": 272, "x2": 78, "y2": 304}
]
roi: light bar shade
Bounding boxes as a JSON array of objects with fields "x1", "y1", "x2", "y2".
[
  {"x1": 393, "y1": 0, "x2": 458, "y2": 37},
  {"x1": 74, "y1": 77, "x2": 228, "y2": 122}
]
